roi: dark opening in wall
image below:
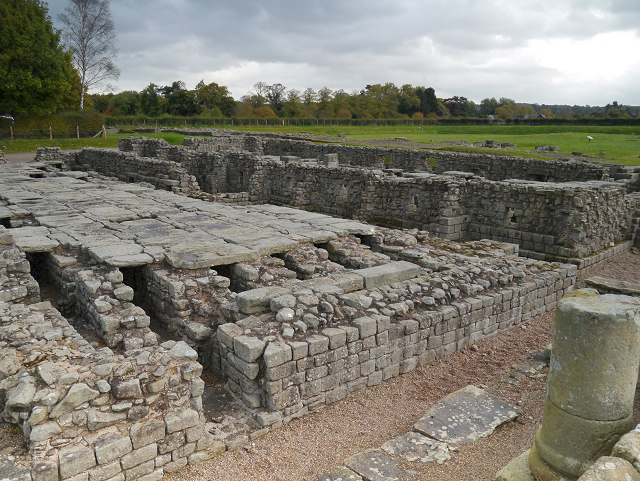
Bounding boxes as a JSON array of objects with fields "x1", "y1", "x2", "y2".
[
  {"x1": 120, "y1": 265, "x2": 179, "y2": 343},
  {"x1": 0, "y1": 217, "x2": 10, "y2": 228},
  {"x1": 213, "y1": 264, "x2": 245, "y2": 293},
  {"x1": 25, "y1": 252, "x2": 50, "y2": 304}
]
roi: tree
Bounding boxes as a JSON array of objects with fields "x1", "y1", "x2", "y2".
[
  {"x1": 254, "y1": 106, "x2": 276, "y2": 118},
  {"x1": 0, "y1": 0, "x2": 77, "y2": 117},
  {"x1": 194, "y1": 80, "x2": 235, "y2": 117},
  {"x1": 58, "y1": 0, "x2": 120, "y2": 110}
]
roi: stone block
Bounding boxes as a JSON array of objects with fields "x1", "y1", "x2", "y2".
[
  {"x1": 165, "y1": 409, "x2": 199, "y2": 433},
  {"x1": 233, "y1": 336, "x2": 266, "y2": 363},
  {"x1": 359, "y1": 261, "x2": 421, "y2": 288},
  {"x1": 235, "y1": 286, "x2": 288, "y2": 314},
  {"x1": 87, "y1": 411, "x2": 126, "y2": 431},
  {"x1": 322, "y1": 328, "x2": 347, "y2": 349},
  {"x1": 59, "y1": 445, "x2": 97, "y2": 479},
  {"x1": 87, "y1": 462, "x2": 121, "y2": 481},
  {"x1": 31, "y1": 461, "x2": 58, "y2": 481},
  {"x1": 121, "y1": 444, "x2": 157, "y2": 470},
  {"x1": 263, "y1": 341, "x2": 293, "y2": 367},
  {"x1": 130, "y1": 420, "x2": 166, "y2": 449},
  {"x1": 217, "y1": 323, "x2": 243, "y2": 349},
  {"x1": 95, "y1": 433, "x2": 133, "y2": 465}
]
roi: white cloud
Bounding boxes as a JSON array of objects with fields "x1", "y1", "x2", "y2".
[{"x1": 46, "y1": 0, "x2": 640, "y2": 105}]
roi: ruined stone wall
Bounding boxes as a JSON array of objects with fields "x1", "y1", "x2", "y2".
[
  {"x1": 68, "y1": 148, "x2": 200, "y2": 194},
  {"x1": 182, "y1": 136, "x2": 263, "y2": 153},
  {"x1": 215, "y1": 264, "x2": 576, "y2": 424},
  {"x1": 434, "y1": 151, "x2": 611, "y2": 182},
  {"x1": 258, "y1": 162, "x2": 452, "y2": 231},
  {"x1": 118, "y1": 137, "x2": 171, "y2": 158},
  {"x1": 0, "y1": 228, "x2": 40, "y2": 304},
  {"x1": 0, "y1": 149, "x2": 6, "y2": 164},
  {"x1": 0, "y1": 237, "x2": 216, "y2": 481},
  {"x1": 261, "y1": 138, "x2": 433, "y2": 171},
  {"x1": 463, "y1": 180, "x2": 633, "y2": 258},
  {"x1": 242, "y1": 159, "x2": 633, "y2": 257}
]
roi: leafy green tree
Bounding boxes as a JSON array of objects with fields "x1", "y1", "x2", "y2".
[
  {"x1": 0, "y1": 0, "x2": 77, "y2": 117},
  {"x1": 479, "y1": 97, "x2": 500, "y2": 116},
  {"x1": 415, "y1": 87, "x2": 441, "y2": 116},
  {"x1": 107, "y1": 90, "x2": 140, "y2": 115},
  {"x1": 265, "y1": 83, "x2": 286, "y2": 115},
  {"x1": 194, "y1": 80, "x2": 235, "y2": 117},
  {"x1": 140, "y1": 83, "x2": 160, "y2": 116}
]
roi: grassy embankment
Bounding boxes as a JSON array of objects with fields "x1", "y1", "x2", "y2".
[{"x1": 2, "y1": 125, "x2": 639, "y2": 165}]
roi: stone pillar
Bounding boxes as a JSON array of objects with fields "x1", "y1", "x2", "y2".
[{"x1": 529, "y1": 289, "x2": 640, "y2": 480}]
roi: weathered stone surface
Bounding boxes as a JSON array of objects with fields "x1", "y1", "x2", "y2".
[
  {"x1": 87, "y1": 411, "x2": 127, "y2": 430},
  {"x1": 185, "y1": 322, "x2": 213, "y2": 341},
  {"x1": 30, "y1": 422, "x2": 62, "y2": 442},
  {"x1": 344, "y1": 451, "x2": 402, "y2": 481},
  {"x1": 495, "y1": 449, "x2": 535, "y2": 481},
  {"x1": 58, "y1": 444, "x2": 97, "y2": 479},
  {"x1": 112, "y1": 379, "x2": 143, "y2": 399},
  {"x1": 37, "y1": 362, "x2": 68, "y2": 385},
  {"x1": 0, "y1": 464, "x2": 31, "y2": 481},
  {"x1": 50, "y1": 383, "x2": 100, "y2": 418},
  {"x1": 87, "y1": 461, "x2": 121, "y2": 481},
  {"x1": 236, "y1": 286, "x2": 289, "y2": 314},
  {"x1": 578, "y1": 456, "x2": 640, "y2": 481},
  {"x1": 414, "y1": 385, "x2": 518, "y2": 444},
  {"x1": 165, "y1": 409, "x2": 199, "y2": 433},
  {"x1": 382, "y1": 432, "x2": 451, "y2": 464},
  {"x1": 95, "y1": 433, "x2": 133, "y2": 465},
  {"x1": 317, "y1": 467, "x2": 364, "y2": 481},
  {"x1": 169, "y1": 341, "x2": 198, "y2": 361},
  {"x1": 120, "y1": 443, "x2": 157, "y2": 470},
  {"x1": 611, "y1": 429, "x2": 640, "y2": 472},
  {"x1": 263, "y1": 342, "x2": 292, "y2": 368},
  {"x1": 358, "y1": 261, "x2": 421, "y2": 288},
  {"x1": 7, "y1": 376, "x2": 37, "y2": 410},
  {"x1": 130, "y1": 420, "x2": 165, "y2": 449},
  {"x1": 233, "y1": 336, "x2": 266, "y2": 363},
  {"x1": 586, "y1": 276, "x2": 640, "y2": 297},
  {"x1": 0, "y1": 354, "x2": 21, "y2": 380},
  {"x1": 31, "y1": 461, "x2": 59, "y2": 481}
]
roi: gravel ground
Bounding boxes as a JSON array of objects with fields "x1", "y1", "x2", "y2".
[{"x1": 166, "y1": 252, "x2": 640, "y2": 481}]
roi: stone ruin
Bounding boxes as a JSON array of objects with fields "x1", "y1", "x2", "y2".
[
  {"x1": 0, "y1": 132, "x2": 639, "y2": 481},
  {"x1": 0, "y1": 150, "x2": 6, "y2": 164}
]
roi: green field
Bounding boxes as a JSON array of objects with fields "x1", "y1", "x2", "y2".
[{"x1": 3, "y1": 125, "x2": 640, "y2": 165}]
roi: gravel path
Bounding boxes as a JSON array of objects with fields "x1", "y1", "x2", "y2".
[
  {"x1": 4, "y1": 152, "x2": 36, "y2": 163},
  {"x1": 166, "y1": 251, "x2": 640, "y2": 481}
]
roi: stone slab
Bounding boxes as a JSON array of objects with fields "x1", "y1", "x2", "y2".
[
  {"x1": 413, "y1": 385, "x2": 518, "y2": 444},
  {"x1": 344, "y1": 451, "x2": 402, "y2": 481},
  {"x1": 381, "y1": 432, "x2": 451, "y2": 464},
  {"x1": 586, "y1": 276, "x2": 640, "y2": 297},
  {"x1": 166, "y1": 242, "x2": 259, "y2": 269},
  {"x1": 358, "y1": 261, "x2": 421, "y2": 288},
  {"x1": 13, "y1": 236, "x2": 59, "y2": 252},
  {"x1": 317, "y1": 466, "x2": 364, "y2": 481},
  {"x1": 88, "y1": 244, "x2": 144, "y2": 263}
]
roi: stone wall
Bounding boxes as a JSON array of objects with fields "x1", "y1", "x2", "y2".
[
  {"x1": 182, "y1": 136, "x2": 262, "y2": 153},
  {"x1": 68, "y1": 148, "x2": 200, "y2": 194},
  {"x1": 434, "y1": 151, "x2": 611, "y2": 182},
  {"x1": 261, "y1": 138, "x2": 433, "y2": 171},
  {"x1": 235, "y1": 159, "x2": 633, "y2": 258},
  {"x1": 0, "y1": 235, "x2": 218, "y2": 481},
  {"x1": 215, "y1": 262, "x2": 576, "y2": 425},
  {"x1": 118, "y1": 137, "x2": 171, "y2": 158},
  {"x1": 0, "y1": 149, "x2": 6, "y2": 164}
]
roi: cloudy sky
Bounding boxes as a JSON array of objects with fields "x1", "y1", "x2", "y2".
[{"x1": 47, "y1": 0, "x2": 640, "y2": 106}]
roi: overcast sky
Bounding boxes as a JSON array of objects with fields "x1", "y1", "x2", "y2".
[{"x1": 46, "y1": 0, "x2": 640, "y2": 106}]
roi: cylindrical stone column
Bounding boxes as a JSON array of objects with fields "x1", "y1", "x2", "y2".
[{"x1": 529, "y1": 289, "x2": 640, "y2": 480}]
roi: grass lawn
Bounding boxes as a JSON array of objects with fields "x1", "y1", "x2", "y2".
[{"x1": 2, "y1": 125, "x2": 639, "y2": 165}]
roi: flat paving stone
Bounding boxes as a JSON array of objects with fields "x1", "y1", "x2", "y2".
[
  {"x1": 413, "y1": 384, "x2": 518, "y2": 445},
  {"x1": 381, "y1": 432, "x2": 451, "y2": 464},
  {"x1": 344, "y1": 451, "x2": 402, "y2": 481},
  {"x1": 317, "y1": 466, "x2": 364, "y2": 481}
]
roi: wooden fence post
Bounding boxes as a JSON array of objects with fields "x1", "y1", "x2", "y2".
[{"x1": 49, "y1": 126, "x2": 52, "y2": 139}]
